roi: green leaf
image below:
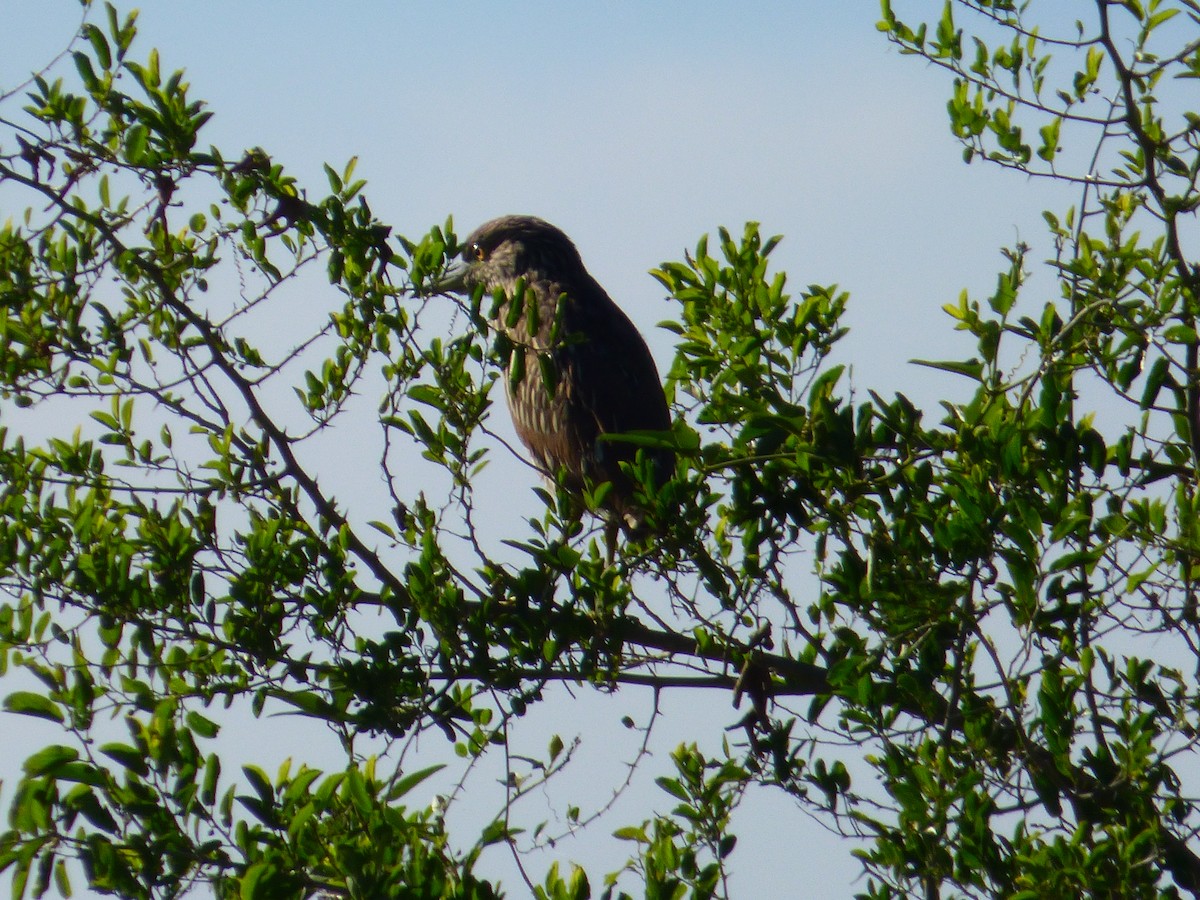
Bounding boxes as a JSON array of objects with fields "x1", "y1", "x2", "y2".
[
  {"x1": 655, "y1": 776, "x2": 690, "y2": 802},
  {"x1": 124, "y1": 123, "x2": 149, "y2": 165},
  {"x1": 100, "y1": 743, "x2": 150, "y2": 777},
  {"x1": 72, "y1": 51, "x2": 98, "y2": 88},
  {"x1": 202, "y1": 756, "x2": 221, "y2": 806},
  {"x1": 22, "y1": 744, "x2": 78, "y2": 775},
  {"x1": 5, "y1": 691, "x2": 64, "y2": 723},
  {"x1": 390, "y1": 764, "x2": 444, "y2": 799},
  {"x1": 407, "y1": 384, "x2": 446, "y2": 410},
  {"x1": 1164, "y1": 324, "x2": 1197, "y2": 345},
  {"x1": 83, "y1": 23, "x2": 112, "y2": 69},
  {"x1": 242, "y1": 764, "x2": 273, "y2": 802},
  {"x1": 1037, "y1": 117, "x2": 1061, "y2": 162},
  {"x1": 368, "y1": 519, "x2": 396, "y2": 538},
  {"x1": 614, "y1": 825, "x2": 648, "y2": 843},
  {"x1": 910, "y1": 357, "x2": 983, "y2": 380},
  {"x1": 186, "y1": 710, "x2": 220, "y2": 739},
  {"x1": 323, "y1": 162, "x2": 342, "y2": 193},
  {"x1": 240, "y1": 862, "x2": 275, "y2": 900}
]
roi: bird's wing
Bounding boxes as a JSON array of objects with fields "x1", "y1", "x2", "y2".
[{"x1": 560, "y1": 287, "x2": 673, "y2": 487}]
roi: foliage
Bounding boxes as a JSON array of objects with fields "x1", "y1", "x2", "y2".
[{"x1": 2, "y1": 1, "x2": 1200, "y2": 897}]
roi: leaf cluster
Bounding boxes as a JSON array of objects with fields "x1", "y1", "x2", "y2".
[{"x1": 4, "y1": 2, "x2": 1200, "y2": 898}]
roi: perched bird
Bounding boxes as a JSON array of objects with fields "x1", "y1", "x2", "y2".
[{"x1": 434, "y1": 215, "x2": 673, "y2": 556}]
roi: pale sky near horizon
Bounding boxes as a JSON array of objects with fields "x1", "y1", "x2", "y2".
[{"x1": 1, "y1": 3, "x2": 1079, "y2": 896}]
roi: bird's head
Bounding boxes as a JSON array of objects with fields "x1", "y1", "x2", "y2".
[{"x1": 432, "y1": 215, "x2": 587, "y2": 297}]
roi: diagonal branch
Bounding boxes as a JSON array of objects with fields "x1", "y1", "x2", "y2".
[{"x1": 0, "y1": 160, "x2": 415, "y2": 611}]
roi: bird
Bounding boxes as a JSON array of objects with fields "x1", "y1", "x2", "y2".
[{"x1": 433, "y1": 215, "x2": 673, "y2": 558}]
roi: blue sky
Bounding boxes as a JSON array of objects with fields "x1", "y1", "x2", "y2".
[
  {"x1": 3, "y1": 2, "x2": 1065, "y2": 406},
  {"x1": 1, "y1": 2, "x2": 1077, "y2": 895}
]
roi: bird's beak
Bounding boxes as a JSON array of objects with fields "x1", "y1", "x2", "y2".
[{"x1": 427, "y1": 258, "x2": 469, "y2": 295}]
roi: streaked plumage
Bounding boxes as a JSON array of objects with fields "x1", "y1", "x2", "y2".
[{"x1": 438, "y1": 215, "x2": 673, "y2": 548}]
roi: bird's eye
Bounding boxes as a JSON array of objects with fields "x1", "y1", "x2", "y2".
[{"x1": 471, "y1": 243, "x2": 487, "y2": 262}]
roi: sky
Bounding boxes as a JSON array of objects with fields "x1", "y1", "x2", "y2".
[
  {"x1": 0, "y1": 2, "x2": 1083, "y2": 896},
  {"x1": 4, "y1": 2, "x2": 1068, "y2": 405}
]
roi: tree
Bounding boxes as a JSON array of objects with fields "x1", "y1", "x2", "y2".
[{"x1": 2, "y1": 1, "x2": 1200, "y2": 897}]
